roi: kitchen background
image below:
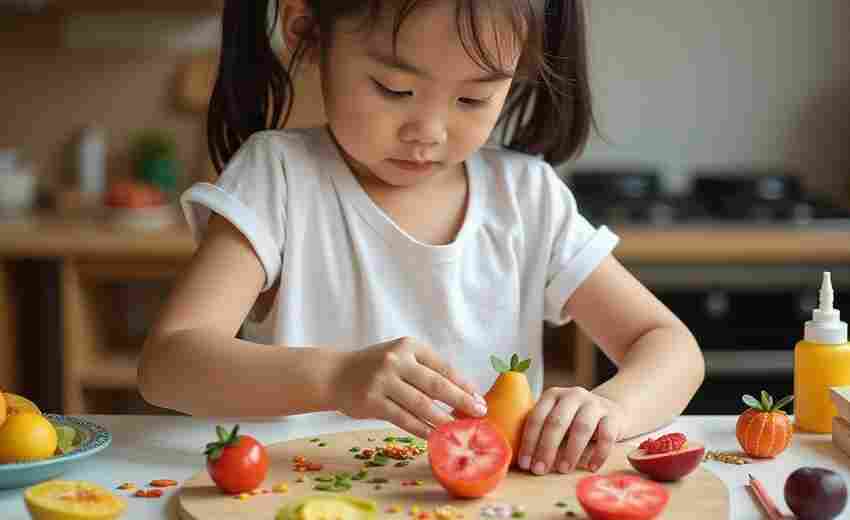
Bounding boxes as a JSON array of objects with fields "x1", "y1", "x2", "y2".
[{"x1": 1, "y1": 1, "x2": 849, "y2": 417}]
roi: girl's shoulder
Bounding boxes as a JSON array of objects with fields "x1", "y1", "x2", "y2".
[
  {"x1": 227, "y1": 127, "x2": 334, "y2": 180},
  {"x1": 240, "y1": 126, "x2": 327, "y2": 155},
  {"x1": 475, "y1": 142, "x2": 565, "y2": 198}
]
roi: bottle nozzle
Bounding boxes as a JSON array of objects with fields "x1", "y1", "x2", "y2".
[
  {"x1": 806, "y1": 271, "x2": 847, "y2": 344},
  {"x1": 820, "y1": 271, "x2": 834, "y2": 312}
]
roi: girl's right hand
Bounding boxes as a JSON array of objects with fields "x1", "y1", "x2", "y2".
[{"x1": 331, "y1": 336, "x2": 488, "y2": 439}]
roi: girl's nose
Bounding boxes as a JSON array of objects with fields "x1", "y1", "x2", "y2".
[{"x1": 398, "y1": 118, "x2": 447, "y2": 148}]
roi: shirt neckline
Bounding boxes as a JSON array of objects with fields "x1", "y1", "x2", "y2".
[{"x1": 316, "y1": 125, "x2": 483, "y2": 264}]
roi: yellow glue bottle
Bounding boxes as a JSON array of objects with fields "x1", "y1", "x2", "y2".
[{"x1": 794, "y1": 272, "x2": 850, "y2": 433}]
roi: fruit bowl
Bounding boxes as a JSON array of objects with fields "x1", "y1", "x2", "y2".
[{"x1": 0, "y1": 415, "x2": 111, "y2": 489}]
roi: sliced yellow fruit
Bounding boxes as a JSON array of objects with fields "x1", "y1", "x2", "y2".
[
  {"x1": 0, "y1": 412, "x2": 57, "y2": 463},
  {"x1": 277, "y1": 495, "x2": 377, "y2": 520},
  {"x1": 24, "y1": 480, "x2": 126, "y2": 520},
  {"x1": 54, "y1": 425, "x2": 79, "y2": 455},
  {"x1": 5, "y1": 392, "x2": 42, "y2": 415}
]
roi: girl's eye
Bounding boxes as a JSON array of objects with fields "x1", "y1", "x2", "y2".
[
  {"x1": 371, "y1": 78, "x2": 411, "y2": 98},
  {"x1": 458, "y1": 97, "x2": 491, "y2": 108}
]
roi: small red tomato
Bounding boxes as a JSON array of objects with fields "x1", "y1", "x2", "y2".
[
  {"x1": 428, "y1": 418, "x2": 511, "y2": 498},
  {"x1": 204, "y1": 424, "x2": 269, "y2": 494},
  {"x1": 576, "y1": 474, "x2": 669, "y2": 520}
]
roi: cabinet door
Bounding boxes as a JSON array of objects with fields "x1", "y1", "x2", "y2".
[
  {"x1": 12, "y1": 1, "x2": 222, "y2": 14},
  {"x1": 0, "y1": 263, "x2": 17, "y2": 393}
]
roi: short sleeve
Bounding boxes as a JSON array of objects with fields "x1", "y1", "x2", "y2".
[
  {"x1": 180, "y1": 132, "x2": 287, "y2": 291},
  {"x1": 541, "y1": 164, "x2": 620, "y2": 325}
]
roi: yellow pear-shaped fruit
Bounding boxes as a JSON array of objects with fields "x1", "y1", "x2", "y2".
[{"x1": 454, "y1": 354, "x2": 535, "y2": 465}]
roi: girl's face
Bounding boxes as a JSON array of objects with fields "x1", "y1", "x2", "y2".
[{"x1": 319, "y1": 1, "x2": 521, "y2": 189}]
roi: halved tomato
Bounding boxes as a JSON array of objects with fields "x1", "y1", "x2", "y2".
[
  {"x1": 576, "y1": 474, "x2": 669, "y2": 520},
  {"x1": 427, "y1": 418, "x2": 511, "y2": 498}
]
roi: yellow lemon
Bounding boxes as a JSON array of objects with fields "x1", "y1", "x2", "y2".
[
  {"x1": 24, "y1": 480, "x2": 126, "y2": 520},
  {"x1": 277, "y1": 495, "x2": 377, "y2": 520},
  {"x1": 0, "y1": 412, "x2": 57, "y2": 463},
  {"x1": 5, "y1": 392, "x2": 42, "y2": 415}
]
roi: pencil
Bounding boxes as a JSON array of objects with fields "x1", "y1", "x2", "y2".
[{"x1": 748, "y1": 473, "x2": 783, "y2": 520}]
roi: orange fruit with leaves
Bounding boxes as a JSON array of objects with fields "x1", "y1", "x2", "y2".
[
  {"x1": 736, "y1": 390, "x2": 794, "y2": 458},
  {"x1": 454, "y1": 353, "x2": 535, "y2": 466}
]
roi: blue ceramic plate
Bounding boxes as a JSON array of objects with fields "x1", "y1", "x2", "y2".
[{"x1": 0, "y1": 414, "x2": 111, "y2": 490}]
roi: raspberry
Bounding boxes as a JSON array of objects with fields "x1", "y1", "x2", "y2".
[{"x1": 642, "y1": 433, "x2": 687, "y2": 454}]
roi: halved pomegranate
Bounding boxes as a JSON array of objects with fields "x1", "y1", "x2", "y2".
[{"x1": 627, "y1": 440, "x2": 705, "y2": 481}]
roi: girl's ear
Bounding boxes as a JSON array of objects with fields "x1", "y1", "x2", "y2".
[{"x1": 280, "y1": 0, "x2": 320, "y2": 64}]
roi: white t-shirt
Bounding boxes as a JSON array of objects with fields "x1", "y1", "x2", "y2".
[{"x1": 181, "y1": 126, "x2": 618, "y2": 411}]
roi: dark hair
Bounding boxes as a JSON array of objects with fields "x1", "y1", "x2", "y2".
[{"x1": 208, "y1": 0, "x2": 597, "y2": 174}]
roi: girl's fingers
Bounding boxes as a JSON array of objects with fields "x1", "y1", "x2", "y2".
[
  {"x1": 517, "y1": 393, "x2": 557, "y2": 471},
  {"x1": 413, "y1": 347, "x2": 483, "y2": 397},
  {"x1": 585, "y1": 415, "x2": 617, "y2": 472},
  {"x1": 383, "y1": 395, "x2": 435, "y2": 440},
  {"x1": 404, "y1": 353, "x2": 486, "y2": 418},
  {"x1": 533, "y1": 397, "x2": 580, "y2": 475},
  {"x1": 557, "y1": 403, "x2": 604, "y2": 473},
  {"x1": 560, "y1": 439, "x2": 594, "y2": 472},
  {"x1": 388, "y1": 376, "x2": 455, "y2": 428},
  {"x1": 574, "y1": 441, "x2": 595, "y2": 470}
]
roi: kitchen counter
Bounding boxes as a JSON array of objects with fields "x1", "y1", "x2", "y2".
[
  {"x1": 2, "y1": 213, "x2": 850, "y2": 262},
  {"x1": 1, "y1": 414, "x2": 848, "y2": 519}
]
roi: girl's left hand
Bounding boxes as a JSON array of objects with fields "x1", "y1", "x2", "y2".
[{"x1": 517, "y1": 387, "x2": 628, "y2": 475}]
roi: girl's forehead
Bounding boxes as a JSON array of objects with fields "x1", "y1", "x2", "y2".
[{"x1": 337, "y1": 1, "x2": 524, "y2": 70}]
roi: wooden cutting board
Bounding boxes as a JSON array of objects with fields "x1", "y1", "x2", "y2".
[{"x1": 177, "y1": 428, "x2": 729, "y2": 519}]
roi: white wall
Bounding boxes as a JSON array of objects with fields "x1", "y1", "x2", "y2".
[{"x1": 573, "y1": 1, "x2": 850, "y2": 201}]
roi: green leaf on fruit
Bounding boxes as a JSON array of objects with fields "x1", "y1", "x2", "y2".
[
  {"x1": 510, "y1": 353, "x2": 519, "y2": 369},
  {"x1": 515, "y1": 359, "x2": 531, "y2": 373},
  {"x1": 490, "y1": 355, "x2": 509, "y2": 373},
  {"x1": 760, "y1": 390, "x2": 774, "y2": 410},
  {"x1": 774, "y1": 395, "x2": 794, "y2": 411},
  {"x1": 742, "y1": 394, "x2": 763, "y2": 411}
]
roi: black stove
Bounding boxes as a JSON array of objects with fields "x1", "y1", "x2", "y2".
[{"x1": 564, "y1": 168, "x2": 850, "y2": 226}]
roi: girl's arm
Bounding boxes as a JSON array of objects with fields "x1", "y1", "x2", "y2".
[
  {"x1": 137, "y1": 214, "x2": 341, "y2": 417},
  {"x1": 565, "y1": 254, "x2": 705, "y2": 438},
  {"x1": 138, "y1": 214, "x2": 486, "y2": 428}
]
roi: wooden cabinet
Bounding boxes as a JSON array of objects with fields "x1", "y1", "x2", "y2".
[
  {"x1": 0, "y1": 264, "x2": 17, "y2": 393},
  {"x1": 61, "y1": 259, "x2": 183, "y2": 414},
  {"x1": 22, "y1": 1, "x2": 222, "y2": 14}
]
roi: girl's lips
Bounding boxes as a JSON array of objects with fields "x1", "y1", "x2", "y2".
[{"x1": 388, "y1": 158, "x2": 440, "y2": 172}]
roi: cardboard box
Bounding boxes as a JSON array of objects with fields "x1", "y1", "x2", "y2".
[
  {"x1": 830, "y1": 386, "x2": 850, "y2": 422},
  {"x1": 833, "y1": 415, "x2": 850, "y2": 460}
]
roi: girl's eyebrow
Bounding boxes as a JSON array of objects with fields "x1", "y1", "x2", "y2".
[{"x1": 366, "y1": 48, "x2": 514, "y2": 83}]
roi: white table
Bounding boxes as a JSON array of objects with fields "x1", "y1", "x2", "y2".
[{"x1": 2, "y1": 413, "x2": 848, "y2": 519}]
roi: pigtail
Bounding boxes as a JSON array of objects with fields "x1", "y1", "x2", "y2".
[
  {"x1": 208, "y1": 0, "x2": 293, "y2": 174},
  {"x1": 500, "y1": 0, "x2": 596, "y2": 166}
]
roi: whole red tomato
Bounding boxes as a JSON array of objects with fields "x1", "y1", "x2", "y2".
[{"x1": 204, "y1": 424, "x2": 269, "y2": 494}]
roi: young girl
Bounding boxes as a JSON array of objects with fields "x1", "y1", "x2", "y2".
[{"x1": 139, "y1": 0, "x2": 704, "y2": 476}]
